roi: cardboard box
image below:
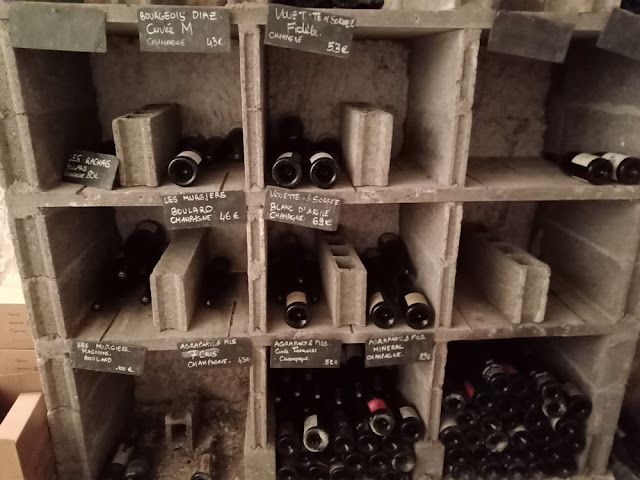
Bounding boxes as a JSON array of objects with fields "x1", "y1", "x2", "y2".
[
  {"x1": 0, "y1": 272, "x2": 33, "y2": 350},
  {"x1": 0, "y1": 373, "x2": 54, "y2": 480},
  {"x1": 0, "y1": 350, "x2": 38, "y2": 376}
]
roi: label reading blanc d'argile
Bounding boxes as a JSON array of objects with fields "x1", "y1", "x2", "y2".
[
  {"x1": 70, "y1": 340, "x2": 146, "y2": 376},
  {"x1": 178, "y1": 338, "x2": 252, "y2": 370},
  {"x1": 264, "y1": 186, "x2": 342, "y2": 232},
  {"x1": 364, "y1": 333, "x2": 434, "y2": 368},
  {"x1": 270, "y1": 339, "x2": 342, "y2": 369},
  {"x1": 264, "y1": 3, "x2": 355, "y2": 59}
]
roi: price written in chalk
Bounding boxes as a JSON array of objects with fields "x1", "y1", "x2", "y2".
[
  {"x1": 364, "y1": 333, "x2": 434, "y2": 368},
  {"x1": 264, "y1": 186, "x2": 341, "y2": 231},
  {"x1": 270, "y1": 339, "x2": 342, "y2": 368},
  {"x1": 178, "y1": 338, "x2": 252, "y2": 370},
  {"x1": 265, "y1": 4, "x2": 355, "y2": 59},
  {"x1": 162, "y1": 191, "x2": 247, "y2": 230},
  {"x1": 62, "y1": 151, "x2": 119, "y2": 190},
  {"x1": 138, "y1": 7, "x2": 231, "y2": 53},
  {"x1": 70, "y1": 340, "x2": 146, "y2": 376}
]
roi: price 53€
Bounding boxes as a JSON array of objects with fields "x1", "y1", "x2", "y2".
[{"x1": 327, "y1": 41, "x2": 349, "y2": 55}]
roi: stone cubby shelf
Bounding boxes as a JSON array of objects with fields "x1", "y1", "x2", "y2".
[{"x1": 1, "y1": 2, "x2": 640, "y2": 479}]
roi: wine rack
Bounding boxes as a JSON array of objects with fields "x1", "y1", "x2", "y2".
[{"x1": 1, "y1": 1, "x2": 639, "y2": 479}]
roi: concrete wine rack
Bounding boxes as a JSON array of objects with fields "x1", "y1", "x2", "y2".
[{"x1": 0, "y1": 1, "x2": 639, "y2": 479}]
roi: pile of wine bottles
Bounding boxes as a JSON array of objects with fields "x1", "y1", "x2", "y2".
[
  {"x1": 269, "y1": 232, "x2": 322, "y2": 329},
  {"x1": 93, "y1": 220, "x2": 168, "y2": 311},
  {"x1": 273, "y1": 0, "x2": 384, "y2": 9},
  {"x1": 361, "y1": 233, "x2": 435, "y2": 330},
  {"x1": 440, "y1": 343, "x2": 592, "y2": 480},
  {"x1": 547, "y1": 151, "x2": 640, "y2": 185},
  {"x1": 270, "y1": 116, "x2": 342, "y2": 190},
  {"x1": 168, "y1": 127, "x2": 244, "y2": 187},
  {"x1": 275, "y1": 346, "x2": 425, "y2": 480}
]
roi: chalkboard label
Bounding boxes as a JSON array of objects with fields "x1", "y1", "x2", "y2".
[
  {"x1": 163, "y1": 191, "x2": 246, "y2": 230},
  {"x1": 264, "y1": 186, "x2": 341, "y2": 231},
  {"x1": 364, "y1": 333, "x2": 433, "y2": 368},
  {"x1": 138, "y1": 7, "x2": 231, "y2": 53},
  {"x1": 270, "y1": 339, "x2": 342, "y2": 368},
  {"x1": 9, "y1": 3, "x2": 106, "y2": 53},
  {"x1": 264, "y1": 4, "x2": 355, "y2": 59},
  {"x1": 488, "y1": 11, "x2": 574, "y2": 63},
  {"x1": 70, "y1": 340, "x2": 146, "y2": 376},
  {"x1": 598, "y1": 8, "x2": 640, "y2": 62},
  {"x1": 178, "y1": 337, "x2": 252, "y2": 370},
  {"x1": 62, "y1": 151, "x2": 119, "y2": 190}
]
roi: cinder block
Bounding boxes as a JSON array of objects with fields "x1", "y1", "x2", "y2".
[
  {"x1": 247, "y1": 205, "x2": 267, "y2": 334},
  {"x1": 398, "y1": 361, "x2": 434, "y2": 440},
  {"x1": 150, "y1": 229, "x2": 208, "y2": 332},
  {"x1": 113, "y1": 104, "x2": 180, "y2": 187},
  {"x1": 498, "y1": 0, "x2": 594, "y2": 10},
  {"x1": 340, "y1": 103, "x2": 393, "y2": 187},
  {"x1": 590, "y1": 387, "x2": 625, "y2": 435},
  {"x1": 317, "y1": 234, "x2": 366, "y2": 327},
  {"x1": 47, "y1": 409, "x2": 91, "y2": 480},
  {"x1": 248, "y1": 347, "x2": 267, "y2": 449},
  {"x1": 414, "y1": 441, "x2": 445, "y2": 478},
  {"x1": 244, "y1": 443, "x2": 276, "y2": 480},
  {"x1": 165, "y1": 392, "x2": 200, "y2": 454},
  {"x1": 587, "y1": 433, "x2": 615, "y2": 475}
]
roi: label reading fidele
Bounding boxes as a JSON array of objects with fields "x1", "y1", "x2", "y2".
[
  {"x1": 270, "y1": 339, "x2": 342, "y2": 368},
  {"x1": 162, "y1": 191, "x2": 246, "y2": 230},
  {"x1": 178, "y1": 338, "x2": 252, "y2": 370},
  {"x1": 70, "y1": 340, "x2": 146, "y2": 376},
  {"x1": 365, "y1": 333, "x2": 434, "y2": 368},
  {"x1": 264, "y1": 186, "x2": 341, "y2": 232},
  {"x1": 138, "y1": 7, "x2": 231, "y2": 53},
  {"x1": 265, "y1": 4, "x2": 355, "y2": 59}
]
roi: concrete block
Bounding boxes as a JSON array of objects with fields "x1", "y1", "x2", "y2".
[
  {"x1": 150, "y1": 229, "x2": 207, "y2": 332},
  {"x1": 47, "y1": 409, "x2": 91, "y2": 480},
  {"x1": 247, "y1": 205, "x2": 267, "y2": 334},
  {"x1": 340, "y1": 103, "x2": 393, "y2": 187},
  {"x1": 248, "y1": 347, "x2": 267, "y2": 449},
  {"x1": 113, "y1": 104, "x2": 180, "y2": 187},
  {"x1": 587, "y1": 433, "x2": 615, "y2": 475},
  {"x1": 414, "y1": 441, "x2": 445, "y2": 478},
  {"x1": 165, "y1": 392, "x2": 200, "y2": 454},
  {"x1": 317, "y1": 234, "x2": 366, "y2": 327},
  {"x1": 498, "y1": 0, "x2": 594, "y2": 10},
  {"x1": 590, "y1": 387, "x2": 625, "y2": 435},
  {"x1": 244, "y1": 443, "x2": 276, "y2": 480}
]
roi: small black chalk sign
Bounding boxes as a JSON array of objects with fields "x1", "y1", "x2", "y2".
[
  {"x1": 9, "y1": 3, "x2": 106, "y2": 53},
  {"x1": 598, "y1": 8, "x2": 640, "y2": 62},
  {"x1": 62, "y1": 151, "x2": 119, "y2": 190},
  {"x1": 270, "y1": 339, "x2": 342, "y2": 369},
  {"x1": 163, "y1": 191, "x2": 247, "y2": 230},
  {"x1": 70, "y1": 340, "x2": 146, "y2": 376},
  {"x1": 178, "y1": 338, "x2": 252, "y2": 370},
  {"x1": 264, "y1": 186, "x2": 341, "y2": 232},
  {"x1": 488, "y1": 11, "x2": 574, "y2": 63},
  {"x1": 138, "y1": 7, "x2": 231, "y2": 53},
  {"x1": 264, "y1": 4, "x2": 355, "y2": 59},
  {"x1": 364, "y1": 333, "x2": 433, "y2": 368}
]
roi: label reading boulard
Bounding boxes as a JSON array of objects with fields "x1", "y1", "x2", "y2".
[
  {"x1": 265, "y1": 4, "x2": 355, "y2": 59},
  {"x1": 62, "y1": 151, "x2": 119, "y2": 190},
  {"x1": 178, "y1": 338, "x2": 252, "y2": 370},
  {"x1": 364, "y1": 333, "x2": 433, "y2": 368},
  {"x1": 138, "y1": 7, "x2": 231, "y2": 53},
  {"x1": 264, "y1": 186, "x2": 341, "y2": 232},
  {"x1": 270, "y1": 339, "x2": 342, "y2": 368},
  {"x1": 70, "y1": 340, "x2": 146, "y2": 376},
  {"x1": 162, "y1": 191, "x2": 246, "y2": 230}
]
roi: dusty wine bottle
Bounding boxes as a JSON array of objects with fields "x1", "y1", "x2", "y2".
[
  {"x1": 562, "y1": 383, "x2": 592, "y2": 420},
  {"x1": 354, "y1": 415, "x2": 380, "y2": 455},
  {"x1": 332, "y1": 409, "x2": 356, "y2": 455},
  {"x1": 329, "y1": 460, "x2": 348, "y2": 480},
  {"x1": 508, "y1": 424, "x2": 531, "y2": 452},
  {"x1": 277, "y1": 416, "x2": 301, "y2": 457},
  {"x1": 302, "y1": 407, "x2": 330, "y2": 453},
  {"x1": 361, "y1": 248, "x2": 397, "y2": 329},
  {"x1": 309, "y1": 135, "x2": 341, "y2": 189},
  {"x1": 167, "y1": 136, "x2": 210, "y2": 187},
  {"x1": 368, "y1": 451, "x2": 392, "y2": 476},
  {"x1": 462, "y1": 378, "x2": 495, "y2": 413},
  {"x1": 276, "y1": 456, "x2": 299, "y2": 480},
  {"x1": 140, "y1": 283, "x2": 152, "y2": 306},
  {"x1": 274, "y1": 234, "x2": 312, "y2": 329},
  {"x1": 396, "y1": 273, "x2": 435, "y2": 329},
  {"x1": 482, "y1": 359, "x2": 511, "y2": 396},
  {"x1": 365, "y1": 391, "x2": 396, "y2": 437},
  {"x1": 394, "y1": 398, "x2": 425, "y2": 443},
  {"x1": 442, "y1": 377, "x2": 466, "y2": 413},
  {"x1": 557, "y1": 152, "x2": 613, "y2": 185},
  {"x1": 308, "y1": 458, "x2": 330, "y2": 480},
  {"x1": 454, "y1": 408, "x2": 479, "y2": 431},
  {"x1": 202, "y1": 256, "x2": 232, "y2": 308},
  {"x1": 485, "y1": 429, "x2": 509, "y2": 453},
  {"x1": 439, "y1": 412, "x2": 465, "y2": 450},
  {"x1": 382, "y1": 437, "x2": 416, "y2": 473},
  {"x1": 344, "y1": 452, "x2": 367, "y2": 475}
]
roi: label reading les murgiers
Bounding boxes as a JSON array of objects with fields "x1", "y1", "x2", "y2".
[
  {"x1": 178, "y1": 338, "x2": 252, "y2": 370},
  {"x1": 265, "y1": 4, "x2": 355, "y2": 59},
  {"x1": 270, "y1": 339, "x2": 342, "y2": 369},
  {"x1": 162, "y1": 191, "x2": 247, "y2": 230},
  {"x1": 70, "y1": 340, "x2": 146, "y2": 376},
  {"x1": 365, "y1": 333, "x2": 434, "y2": 368},
  {"x1": 138, "y1": 7, "x2": 231, "y2": 53},
  {"x1": 264, "y1": 186, "x2": 342, "y2": 232}
]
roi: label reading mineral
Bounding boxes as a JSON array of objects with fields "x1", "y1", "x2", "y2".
[
  {"x1": 365, "y1": 333, "x2": 433, "y2": 368},
  {"x1": 138, "y1": 7, "x2": 231, "y2": 53},
  {"x1": 270, "y1": 339, "x2": 342, "y2": 368},
  {"x1": 178, "y1": 337, "x2": 252, "y2": 370},
  {"x1": 162, "y1": 191, "x2": 246, "y2": 230},
  {"x1": 264, "y1": 186, "x2": 342, "y2": 232},
  {"x1": 264, "y1": 4, "x2": 355, "y2": 59},
  {"x1": 70, "y1": 340, "x2": 146, "y2": 376},
  {"x1": 62, "y1": 151, "x2": 119, "y2": 190}
]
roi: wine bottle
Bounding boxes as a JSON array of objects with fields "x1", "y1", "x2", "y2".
[
  {"x1": 464, "y1": 428, "x2": 485, "y2": 453},
  {"x1": 302, "y1": 405, "x2": 330, "y2": 453},
  {"x1": 360, "y1": 248, "x2": 397, "y2": 329},
  {"x1": 479, "y1": 414, "x2": 502, "y2": 436},
  {"x1": 368, "y1": 451, "x2": 392, "y2": 476},
  {"x1": 508, "y1": 424, "x2": 531, "y2": 452},
  {"x1": 101, "y1": 427, "x2": 138, "y2": 480},
  {"x1": 277, "y1": 415, "x2": 301, "y2": 457},
  {"x1": 191, "y1": 453, "x2": 214, "y2": 480},
  {"x1": 168, "y1": 135, "x2": 210, "y2": 187},
  {"x1": 505, "y1": 457, "x2": 528, "y2": 480},
  {"x1": 482, "y1": 359, "x2": 511, "y2": 396},
  {"x1": 224, "y1": 127, "x2": 244, "y2": 163},
  {"x1": 307, "y1": 458, "x2": 330, "y2": 480},
  {"x1": 562, "y1": 383, "x2": 592, "y2": 420},
  {"x1": 308, "y1": 135, "x2": 341, "y2": 189},
  {"x1": 393, "y1": 396, "x2": 425, "y2": 443},
  {"x1": 396, "y1": 273, "x2": 435, "y2": 329},
  {"x1": 462, "y1": 378, "x2": 495, "y2": 413},
  {"x1": 332, "y1": 408, "x2": 355, "y2": 455},
  {"x1": 123, "y1": 431, "x2": 156, "y2": 480},
  {"x1": 478, "y1": 454, "x2": 504, "y2": 480},
  {"x1": 438, "y1": 412, "x2": 465, "y2": 450},
  {"x1": 329, "y1": 460, "x2": 348, "y2": 480},
  {"x1": 377, "y1": 232, "x2": 414, "y2": 277},
  {"x1": 530, "y1": 370, "x2": 565, "y2": 402},
  {"x1": 596, "y1": 152, "x2": 640, "y2": 184},
  {"x1": 382, "y1": 437, "x2": 416, "y2": 473},
  {"x1": 140, "y1": 283, "x2": 152, "y2": 306},
  {"x1": 276, "y1": 456, "x2": 299, "y2": 480},
  {"x1": 363, "y1": 377, "x2": 396, "y2": 437},
  {"x1": 550, "y1": 415, "x2": 584, "y2": 438},
  {"x1": 92, "y1": 260, "x2": 131, "y2": 312},
  {"x1": 354, "y1": 414, "x2": 380, "y2": 455},
  {"x1": 495, "y1": 396, "x2": 521, "y2": 423},
  {"x1": 485, "y1": 429, "x2": 509, "y2": 453},
  {"x1": 454, "y1": 409, "x2": 479, "y2": 430},
  {"x1": 202, "y1": 256, "x2": 232, "y2": 308},
  {"x1": 272, "y1": 151, "x2": 304, "y2": 189},
  {"x1": 344, "y1": 451, "x2": 367, "y2": 475},
  {"x1": 556, "y1": 152, "x2": 613, "y2": 185}
]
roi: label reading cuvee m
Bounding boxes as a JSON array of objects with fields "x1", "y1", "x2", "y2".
[
  {"x1": 163, "y1": 191, "x2": 246, "y2": 230},
  {"x1": 62, "y1": 151, "x2": 119, "y2": 190},
  {"x1": 138, "y1": 7, "x2": 231, "y2": 53},
  {"x1": 364, "y1": 333, "x2": 434, "y2": 368},
  {"x1": 265, "y1": 4, "x2": 355, "y2": 59},
  {"x1": 70, "y1": 340, "x2": 146, "y2": 376},
  {"x1": 264, "y1": 186, "x2": 341, "y2": 231},
  {"x1": 270, "y1": 339, "x2": 342, "y2": 368},
  {"x1": 178, "y1": 338, "x2": 252, "y2": 370}
]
